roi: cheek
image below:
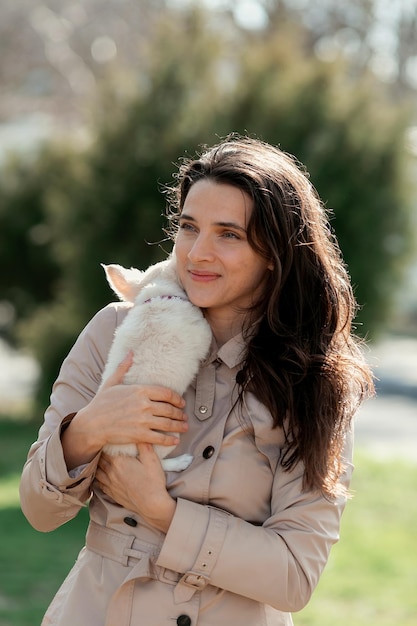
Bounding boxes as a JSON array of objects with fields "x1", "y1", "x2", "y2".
[
  {"x1": 173, "y1": 240, "x2": 185, "y2": 262},
  {"x1": 173, "y1": 242, "x2": 188, "y2": 279},
  {"x1": 175, "y1": 244, "x2": 187, "y2": 275},
  {"x1": 174, "y1": 231, "x2": 191, "y2": 252},
  {"x1": 247, "y1": 262, "x2": 271, "y2": 292}
]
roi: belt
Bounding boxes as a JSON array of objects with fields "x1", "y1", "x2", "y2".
[
  {"x1": 86, "y1": 520, "x2": 183, "y2": 586},
  {"x1": 86, "y1": 520, "x2": 205, "y2": 625},
  {"x1": 86, "y1": 520, "x2": 161, "y2": 567}
]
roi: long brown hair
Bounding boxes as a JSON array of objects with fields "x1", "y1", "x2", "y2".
[{"x1": 166, "y1": 135, "x2": 374, "y2": 497}]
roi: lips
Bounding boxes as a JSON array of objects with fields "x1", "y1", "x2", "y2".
[{"x1": 188, "y1": 270, "x2": 220, "y2": 282}]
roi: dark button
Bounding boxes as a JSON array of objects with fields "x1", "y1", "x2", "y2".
[
  {"x1": 202, "y1": 446, "x2": 215, "y2": 459},
  {"x1": 176, "y1": 616, "x2": 191, "y2": 626},
  {"x1": 123, "y1": 516, "x2": 137, "y2": 527}
]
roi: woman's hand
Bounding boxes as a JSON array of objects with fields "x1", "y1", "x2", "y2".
[
  {"x1": 61, "y1": 352, "x2": 188, "y2": 470},
  {"x1": 95, "y1": 445, "x2": 176, "y2": 533}
]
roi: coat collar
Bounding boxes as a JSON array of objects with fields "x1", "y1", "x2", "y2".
[{"x1": 201, "y1": 333, "x2": 247, "y2": 370}]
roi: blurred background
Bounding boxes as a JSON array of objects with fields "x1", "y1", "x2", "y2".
[{"x1": 0, "y1": 1, "x2": 416, "y2": 625}]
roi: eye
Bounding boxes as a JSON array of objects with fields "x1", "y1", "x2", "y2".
[
  {"x1": 221, "y1": 230, "x2": 241, "y2": 240},
  {"x1": 179, "y1": 221, "x2": 197, "y2": 233}
]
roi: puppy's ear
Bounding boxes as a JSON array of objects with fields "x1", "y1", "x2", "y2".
[{"x1": 101, "y1": 264, "x2": 144, "y2": 302}]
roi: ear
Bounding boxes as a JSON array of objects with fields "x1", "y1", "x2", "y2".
[{"x1": 101, "y1": 264, "x2": 144, "y2": 302}]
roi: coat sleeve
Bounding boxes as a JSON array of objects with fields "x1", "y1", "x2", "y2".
[
  {"x1": 156, "y1": 430, "x2": 354, "y2": 613},
  {"x1": 19, "y1": 303, "x2": 127, "y2": 532}
]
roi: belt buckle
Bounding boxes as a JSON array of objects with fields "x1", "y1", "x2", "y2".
[{"x1": 178, "y1": 571, "x2": 209, "y2": 590}]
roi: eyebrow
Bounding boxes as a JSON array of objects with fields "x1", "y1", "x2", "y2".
[{"x1": 179, "y1": 213, "x2": 247, "y2": 233}]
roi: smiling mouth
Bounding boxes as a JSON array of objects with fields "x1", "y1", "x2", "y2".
[{"x1": 189, "y1": 270, "x2": 220, "y2": 281}]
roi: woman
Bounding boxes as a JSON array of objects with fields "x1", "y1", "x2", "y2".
[{"x1": 20, "y1": 136, "x2": 374, "y2": 625}]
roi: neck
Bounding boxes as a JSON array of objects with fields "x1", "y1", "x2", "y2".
[{"x1": 203, "y1": 309, "x2": 247, "y2": 346}]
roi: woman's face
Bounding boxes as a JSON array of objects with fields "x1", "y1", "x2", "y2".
[{"x1": 174, "y1": 179, "x2": 272, "y2": 338}]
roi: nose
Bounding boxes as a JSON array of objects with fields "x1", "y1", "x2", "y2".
[{"x1": 187, "y1": 233, "x2": 215, "y2": 263}]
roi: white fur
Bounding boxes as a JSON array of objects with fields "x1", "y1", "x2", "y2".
[{"x1": 100, "y1": 255, "x2": 212, "y2": 471}]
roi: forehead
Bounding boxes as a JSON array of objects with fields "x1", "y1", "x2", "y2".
[{"x1": 182, "y1": 179, "x2": 253, "y2": 224}]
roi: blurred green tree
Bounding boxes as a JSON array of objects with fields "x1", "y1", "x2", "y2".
[
  {"x1": 226, "y1": 25, "x2": 413, "y2": 334},
  {"x1": 0, "y1": 149, "x2": 67, "y2": 337},
  {"x1": 0, "y1": 5, "x2": 413, "y2": 413}
]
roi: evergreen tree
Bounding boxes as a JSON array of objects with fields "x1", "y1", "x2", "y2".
[{"x1": 0, "y1": 5, "x2": 412, "y2": 412}]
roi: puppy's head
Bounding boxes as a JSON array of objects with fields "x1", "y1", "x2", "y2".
[
  {"x1": 101, "y1": 264, "x2": 144, "y2": 302},
  {"x1": 102, "y1": 256, "x2": 179, "y2": 303}
]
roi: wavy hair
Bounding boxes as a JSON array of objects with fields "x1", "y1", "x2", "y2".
[{"x1": 166, "y1": 135, "x2": 374, "y2": 497}]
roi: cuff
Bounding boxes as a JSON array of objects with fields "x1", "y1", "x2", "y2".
[
  {"x1": 157, "y1": 499, "x2": 231, "y2": 603},
  {"x1": 42, "y1": 416, "x2": 100, "y2": 491},
  {"x1": 156, "y1": 498, "x2": 211, "y2": 574}
]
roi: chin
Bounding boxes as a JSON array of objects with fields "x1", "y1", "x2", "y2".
[
  {"x1": 187, "y1": 296, "x2": 211, "y2": 309},
  {"x1": 182, "y1": 285, "x2": 208, "y2": 307}
]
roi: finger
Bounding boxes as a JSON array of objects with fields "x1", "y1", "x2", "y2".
[
  {"x1": 99, "y1": 453, "x2": 112, "y2": 466},
  {"x1": 137, "y1": 442, "x2": 154, "y2": 456},
  {"x1": 147, "y1": 401, "x2": 188, "y2": 423},
  {"x1": 147, "y1": 385, "x2": 186, "y2": 409},
  {"x1": 137, "y1": 442, "x2": 160, "y2": 465},
  {"x1": 103, "y1": 351, "x2": 133, "y2": 387},
  {"x1": 95, "y1": 467, "x2": 107, "y2": 485},
  {"x1": 150, "y1": 416, "x2": 188, "y2": 434},
  {"x1": 139, "y1": 431, "x2": 180, "y2": 447},
  {"x1": 97, "y1": 458, "x2": 109, "y2": 474},
  {"x1": 97, "y1": 454, "x2": 119, "y2": 477}
]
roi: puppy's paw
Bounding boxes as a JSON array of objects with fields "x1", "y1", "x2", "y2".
[{"x1": 161, "y1": 454, "x2": 193, "y2": 472}]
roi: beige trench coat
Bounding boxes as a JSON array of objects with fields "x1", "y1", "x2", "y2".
[{"x1": 20, "y1": 302, "x2": 353, "y2": 626}]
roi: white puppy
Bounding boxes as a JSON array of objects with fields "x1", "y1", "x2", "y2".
[{"x1": 100, "y1": 255, "x2": 212, "y2": 471}]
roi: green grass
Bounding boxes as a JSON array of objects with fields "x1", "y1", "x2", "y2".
[
  {"x1": 0, "y1": 418, "x2": 89, "y2": 626},
  {"x1": 296, "y1": 452, "x2": 417, "y2": 626},
  {"x1": 1, "y1": 417, "x2": 416, "y2": 625}
]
